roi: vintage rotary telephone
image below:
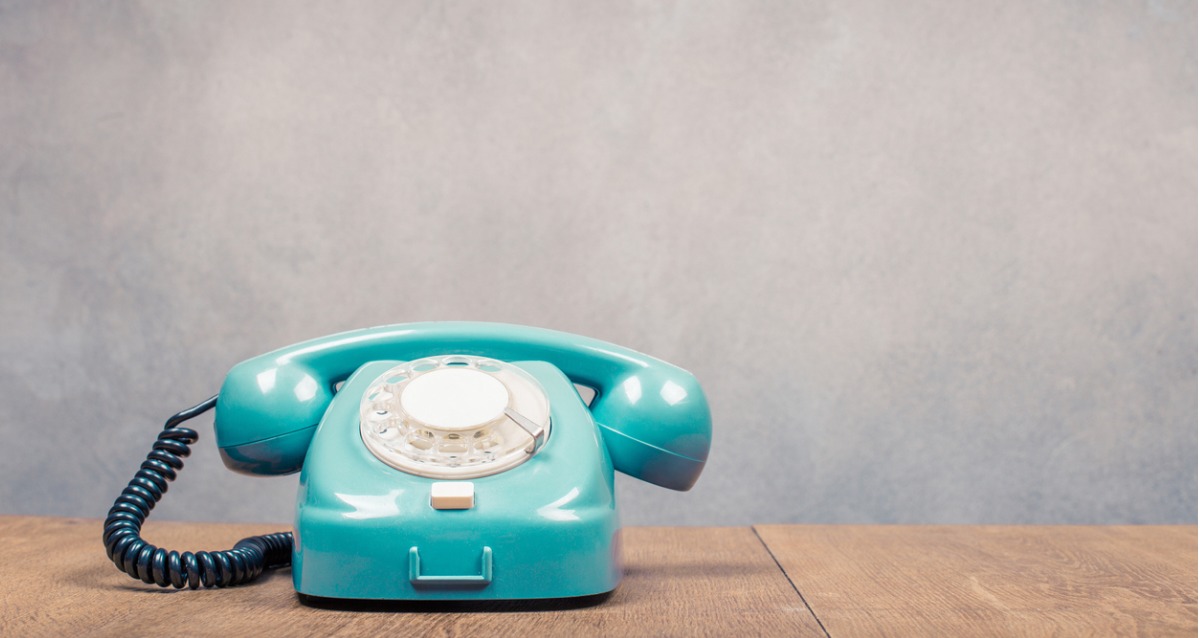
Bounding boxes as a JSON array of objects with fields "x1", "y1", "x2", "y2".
[{"x1": 104, "y1": 322, "x2": 711, "y2": 600}]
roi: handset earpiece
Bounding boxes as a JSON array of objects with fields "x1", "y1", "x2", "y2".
[
  {"x1": 588, "y1": 365, "x2": 711, "y2": 490},
  {"x1": 215, "y1": 361, "x2": 334, "y2": 475}
]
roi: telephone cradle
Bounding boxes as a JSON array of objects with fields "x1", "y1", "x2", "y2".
[{"x1": 103, "y1": 322, "x2": 711, "y2": 602}]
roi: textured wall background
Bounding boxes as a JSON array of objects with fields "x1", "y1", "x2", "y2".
[{"x1": 0, "y1": 1, "x2": 1195, "y2": 526}]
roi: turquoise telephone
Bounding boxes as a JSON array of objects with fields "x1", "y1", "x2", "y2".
[{"x1": 104, "y1": 322, "x2": 711, "y2": 601}]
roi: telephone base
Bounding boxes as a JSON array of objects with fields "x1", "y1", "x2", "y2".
[
  {"x1": 291, "y1": 515, "x2": 623, "y2": 601},
  {"x1": 291, "y1": 360, "x2": 624, "y2": 602}
]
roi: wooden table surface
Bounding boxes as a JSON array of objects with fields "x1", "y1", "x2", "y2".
[{"x1": 0, "y1": 517, "x2": 1193, "y2": 637}]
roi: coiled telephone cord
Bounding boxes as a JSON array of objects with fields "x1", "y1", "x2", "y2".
[{"x1": 102, "y1": 396, "x2": 293, "y2": 588}]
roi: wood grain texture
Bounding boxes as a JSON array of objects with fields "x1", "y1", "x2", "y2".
[
  {"x1": 755, "y1": 525, "x2": 1198, "y2": 637},
  {"x1": 0, "y1": 516, "x2": 823, "y2": 637}
]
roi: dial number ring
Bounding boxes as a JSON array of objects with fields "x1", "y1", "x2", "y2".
[{"x1": 359, "y1": 355, "x2": 551, "y2": 479}]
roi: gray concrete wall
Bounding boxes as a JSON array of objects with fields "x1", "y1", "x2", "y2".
[{"x1": 0, "y1": 1, "x2": 1194, "y2": 526}]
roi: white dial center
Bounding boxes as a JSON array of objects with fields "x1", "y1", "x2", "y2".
[{"x1": 400, "y1": 367, "x2": 510, "y2": 430}]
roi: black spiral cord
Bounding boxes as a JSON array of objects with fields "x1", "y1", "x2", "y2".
[{"x1": 102, "y1": 396, "x2": 293, "y2": 588}]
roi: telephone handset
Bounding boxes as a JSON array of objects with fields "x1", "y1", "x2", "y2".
[{"x1": 104, "y1": 322, "x2": 711, "y2": 601}]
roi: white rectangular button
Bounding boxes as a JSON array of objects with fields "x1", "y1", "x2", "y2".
[{"x1": 430, "y1": 482, "x2": 475, "y2": 510}]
